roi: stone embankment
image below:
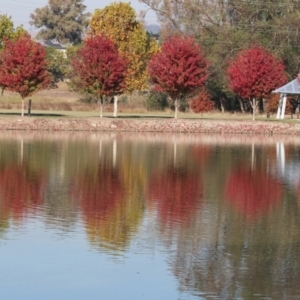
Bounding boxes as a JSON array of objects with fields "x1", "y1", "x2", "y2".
[{"x1": 0, "y1": 117, "x2": 300, "y2": 134}]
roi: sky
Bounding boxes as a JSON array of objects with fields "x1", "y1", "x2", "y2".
[{"x1": 0, "y1": 0, "x2": 158, "y2": 31}]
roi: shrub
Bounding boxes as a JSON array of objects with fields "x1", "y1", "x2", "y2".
[
  {"x1": 190, "y1": 89, "x2": 215, "y2": 113},
  {"x1": 146, "y1": 91, "x2": 169, "y2": 111}
]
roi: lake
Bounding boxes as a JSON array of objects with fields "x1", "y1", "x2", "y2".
[{"x1": 0, "y1": 132, "x2": 300, "y2": 299}]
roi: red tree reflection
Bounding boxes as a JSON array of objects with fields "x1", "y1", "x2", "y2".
[
  {"x1": 192, "y1": 145, "x2": 212, "y2": 166},
  {"x1": 225, "y1": 167, "x2": 282, "y2": 218},
  {"x1": 147, "y1": 169, "x2": 202, "y2": 227},
  {"x1": 0, "y1": 165, "x2": 46, "y2": 220},
  {"x1": 73, "y1": 166, "x2": 123, "y2": 222}
]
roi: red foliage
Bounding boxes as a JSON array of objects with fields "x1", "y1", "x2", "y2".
[
  {"x1": 227, "y1": 46, "x2": 287, "y2": 100},
  {"x1": 192, "y1": 145, "x2": 212, "y2": 165},
  {"x1": 0, "y1": 34, "x2": 50, "y2": 98},
  {"x1": 148, "y1": 35, "x2": 209, "y2": 101},
  {"x1": 0, "y1": 165, "x2": 46, "y2": 221},
  {"x1": 224, "y1": 167, "x2": 282, "y2": 219},
  {"x1": 190, "y1": 89, "x2": 214, "y2": 113},
  {"x1": 266, "y1": 93, "x2": 294, "y2": 114},
  {"x1": 147, "y1": 168, "x2": 202, "y2": 227},
  {"x1": 72, "y1": 166, "x2": 124, "y2": 222},
  {"x1": 71, "y1": 35, "x2": 128, "y2": 98}
]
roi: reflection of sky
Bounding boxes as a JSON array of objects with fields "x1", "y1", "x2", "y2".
[
  {"x1": 0, "y1": 218, "x2": 182, "y2": 300},
  {"x1": 274, "y1": 142, "x2": 300, "y2": 187}
]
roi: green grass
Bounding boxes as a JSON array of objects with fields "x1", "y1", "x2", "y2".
[{"x1": 0, "y1": 108, "x2": 299, "y2": 123}]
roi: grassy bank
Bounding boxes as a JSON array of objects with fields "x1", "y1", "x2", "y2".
[{"x1": 0, "y1": 82, "x2": 298, "y2": 123}]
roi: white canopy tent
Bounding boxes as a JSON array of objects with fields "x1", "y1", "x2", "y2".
[{"x1": 273, "y1": 78, "x2": 300, "y2": 119}]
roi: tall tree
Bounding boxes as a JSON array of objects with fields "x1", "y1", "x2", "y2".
[
  {"x1": 89, "y1": 2, "x2": 159, "y2": 117},
  {"x1": 227, "y1": 46, "x2": 287, "y2": 121},
  {"x1": 148, "y1": 35, "x2": 209, "y2": 118},
  {"x1": 70, "y1": 35, "x2": 128, "y2": 118},
  {"x1": 0, "y1": 35, "x2": 50, "y2": 117},
  {"x1": 30, "y1": 0, "x2": 90, "y2": 45}
]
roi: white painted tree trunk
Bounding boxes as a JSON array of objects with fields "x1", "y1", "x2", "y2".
[
  {"x1": 238, "y1": 98, "x2": 245, "y2": 114},
  {"x1": 251, "y1": 98, "x2": 257, "y2": 121},
  {"x1": 22, "y1": 98, "x2": 24, "y2": 117},
  {"x1": 113, "y1": 95, "x2": 118, "y2": 118},
  {"x1": 99, "y1": 100, "x2": 103, "y2": 118},
  {"x1": 174, "y1": 99, "x2": 178, "y2": 119}
]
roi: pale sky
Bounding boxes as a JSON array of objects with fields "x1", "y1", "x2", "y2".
[{"x1": 0, "y1": 0, "x2": 158, "y2": 30}]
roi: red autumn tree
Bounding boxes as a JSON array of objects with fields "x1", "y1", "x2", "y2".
[
  {"x1": 148, "y1": 35, "x2": 209, "y2": 118},
  {"x1": 71, "y1": 35, "x2": 128, "y2": 118},
  {"x1": 224, "y1": 167, "x2": 282, "y2": 219},
  {"x1": 227, "y1": 46, "x2": 287, "y2": 121},
  {"x1": 190, "y1": 88, "x2": 215, "y2": 113},
  {"x1": 0, "y1": 34, "x2": 50, "y2": 117}
]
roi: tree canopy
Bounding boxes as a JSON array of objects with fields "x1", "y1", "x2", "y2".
[
  {"x1": 30, "y1": 0, "x2": 90, "y2": 45},
  {"x1": 148, "y1": 35, "x2": 209, "y2": 118},
  {"x1": 0, "y1": 34, "x2": 50, "y2": 116},
  {"x1": 227, "y1": 46, "x2": 287, "y2": 120},
  {"x1": 89, "y1": 2, "x2": 159, "y2": 93}
]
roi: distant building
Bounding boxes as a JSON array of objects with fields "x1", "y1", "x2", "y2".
[{"x1": 36, "y1": 40, "x2": 66, "y2": 54}]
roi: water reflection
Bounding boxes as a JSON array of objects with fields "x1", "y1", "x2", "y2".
[
  {"x1": 224, "y1": 166, "x2": 282, "y2": 218},
  {"x1": 147, "y1": 167, "x2": 202, "y2": 228},
  {"x1": 0, "y1": 132, "x2": 300, "y2": 299},
  {"x1": 0, "y1": 163, "x2": 46, "y2": 220}
]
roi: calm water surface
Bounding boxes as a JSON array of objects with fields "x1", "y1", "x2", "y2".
[{"x1": 0, "y1": 132, "x2": 300, "y2": 299}]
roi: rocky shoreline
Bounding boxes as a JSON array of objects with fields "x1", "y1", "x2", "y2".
[{"x1": 0, "y1": 117, "x2": 300, "y2": 134}]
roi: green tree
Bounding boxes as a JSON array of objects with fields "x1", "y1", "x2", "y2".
[
  {"x1": 89, "y1": 2, "x2": 159, "y2": 117},
  {"x1": 30, "y1": 0, "x2": 90, "y2": 45},
  {"x1": 0, "y1": 14, "x2": 27, "y2": 49},
  {"x1": 45, "y1": 47, "x2": 69, "y2": 86}
]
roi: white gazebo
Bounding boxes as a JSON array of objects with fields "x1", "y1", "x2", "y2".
[{"x1": 273, "y1": 78, "x2": 300, "y2": 119}]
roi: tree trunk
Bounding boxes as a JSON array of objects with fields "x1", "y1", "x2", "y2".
[
  {"x1": 99, "y1": 96, "x2": 103, "y2": 118},
  {"x1": 174, "y1": 99, "x2": 178, "y2": 118},
  {"x1": 251, "y1": 98, "x2": 257, "y2": 121},
  {"x1": 113, "y1": 95, "x2": 118, "y2": 118},
  {"x1": 238, "y1": 98, "x2": 245, "y2": 114},
  {"x1": 220, "y1": 97, "x2": 225, "y2": 113},
  {"x1": 21, "y1": 98, "x2": 24, "y2": 117}
]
